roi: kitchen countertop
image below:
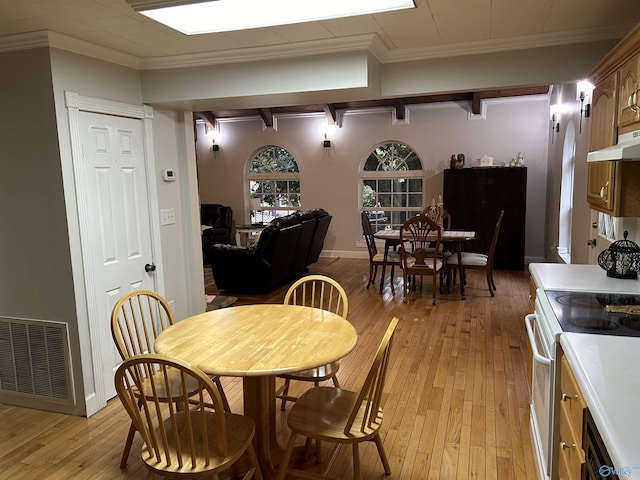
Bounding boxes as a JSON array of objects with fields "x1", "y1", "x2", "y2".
[
  {"x1": 560, "y1": 333, "x2": 640, "y2": 478},
  {"x1": 530, "y1": 262, "x2": 640, "y2": 294}
]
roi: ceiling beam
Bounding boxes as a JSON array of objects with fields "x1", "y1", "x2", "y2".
[
  {"x1": 199, "y1": 86, "x2": 549, "y2": 121},
  {"x1": 197, "y1": 111, "x2": 217, "y2": 130},
  {"x1": 393, "y1": 99, "x2": 406, "y2": 120},
  {"x1": 323, "y1": 104, "x2": 337, "y2": 124},
  {"x1": 258, "y1": 108, "x2": 274, "y2": 128}
]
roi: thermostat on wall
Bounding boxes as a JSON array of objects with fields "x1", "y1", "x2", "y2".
[{"x1": 162, "y1": 169, "x2": 176, "y2": 182}]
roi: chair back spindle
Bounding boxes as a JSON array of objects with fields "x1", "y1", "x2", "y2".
[
  {"x1": 284, "y1": 275, "x2": 348, "y2": 318},
  {"x1": 111, "y1": 290, "x2": 175, "y2": 359},
  {"x1": 345, "y1": 317, "x2": 398, "y2": 435}
]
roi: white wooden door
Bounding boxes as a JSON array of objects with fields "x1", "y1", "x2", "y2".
[{"x1": 79, "y1": 111, "x2": 155, "y2": 401}]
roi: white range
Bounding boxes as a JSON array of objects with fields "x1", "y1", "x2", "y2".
[{"x1": 528, "y1": 263, "x2": 640, "y2": 480}]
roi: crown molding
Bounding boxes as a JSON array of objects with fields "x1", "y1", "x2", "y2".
[
  {"x1": 0, "y1": 31, "x2": 50, "y2": 53},
  {"x1": 0, "y1": 23, "x2": 630, "y2": 72},
  {"x1": 381, "y1": 24, "x2": 633, "y2": 64},
  {"x1": 140, "y1": 34, "x2": 381, "y2": 70},
  {"x1": 47, "y1": 31, "x2": 141, "y2": 69},
  {"x1": 0, "y1": 30, "x2": 141, "y2": 69}
]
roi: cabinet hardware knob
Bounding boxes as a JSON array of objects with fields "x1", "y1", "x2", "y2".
[
  {"x1": 599, "y1": 181, "x2": 609, "y2": 200},
  {"x1": 562, "y1": 392, "x2": 578, "y2": 401},
  {"x1": 587, "y1": 239, "x2": 597, "y2": 247},
  {"x1": 561, "y1": 441, "x2": 576, "y2": 450},
  {"x1": 630, "y1": 88, "x2": 640, "y2": 114}
]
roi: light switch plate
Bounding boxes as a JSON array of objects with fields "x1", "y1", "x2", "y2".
[{"x1": 160, "y1": 208, "x2": 175, "y2": 225}]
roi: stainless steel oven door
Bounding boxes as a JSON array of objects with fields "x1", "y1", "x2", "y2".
[{"x1": 525, "y1": 309, "x2": 554, "y2": 480}]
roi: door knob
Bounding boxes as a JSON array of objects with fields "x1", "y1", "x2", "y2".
[
  {"x1": 587, "y1": 239, "x2": 597, "y2": 247},
  {"x1": 145, "y1": 263, "x2": 156, "y2": 273}
]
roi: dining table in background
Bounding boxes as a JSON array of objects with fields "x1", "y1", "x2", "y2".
[
  {"x1": 154, "y1": 303, "x2": 358, "y2": 480},
  {"x1": 373, "y1": 228, "x2": 478, "y2": 299}
]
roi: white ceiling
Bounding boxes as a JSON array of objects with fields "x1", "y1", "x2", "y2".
[
  {"x1": 1, "y1": 0, "x2": 639, "y2": 115},
  {"x1": 1, "y1": 0, "x2": 639, "y2": 64}
]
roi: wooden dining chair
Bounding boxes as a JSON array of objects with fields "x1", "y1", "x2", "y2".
[
  {"x1": 111, "y1": 290, "x2": 230, "y2": 468},
  {"x1": 361, "y1": 211, "x2": 401, "y2": 293},
  {"x1": 276, "y1": 317, "x2": 399, "y2": 480},
  {"x1": 115, "y1": 353, "x2": 262, "y2": 480},
  {"x1": 446, "y1": 209, "x2": 504, "y2": 296},
  {"x1": 421, "y1": 206, "x2": 451, "y2": 230},
  {"x1": 400, "y1": 214, "x2": 444, "y2": 305},
  {"x1": 276, "y1": 275, "x2": 349, "y2": 411}
]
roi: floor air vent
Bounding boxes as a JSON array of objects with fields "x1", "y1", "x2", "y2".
[{"x1": 0, "y1": 317, "x2": 73, "y2": 404}]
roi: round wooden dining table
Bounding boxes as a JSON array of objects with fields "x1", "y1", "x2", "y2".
[{"x1": 154, "y1": 303, "x2": 358, "y2": 479}]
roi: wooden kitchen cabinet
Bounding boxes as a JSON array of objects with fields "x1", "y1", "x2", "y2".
[
  {"x1": 586, "y1": 160, "x2": 615, "y2": 212},
  {"x1": 589, "y1": 73, "x2": 618, "y2": 152},
  {"x1": 587, "y1": 24, "x2": 640, "y2": 215},
  {"x1": 617, "y1": 52, "x2": 640, "y2": 133},
  {"x1": 587, "y1": 160, "x2": 640, "y2": 216},
  {"x1": 555, "y1": 354, "x2": 587, "y2": 480},
  {"x1": 443, "y1": 167, "x2": 527, "y2": 270}
]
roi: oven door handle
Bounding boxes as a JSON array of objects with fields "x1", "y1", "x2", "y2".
[{"x1": 525, "y1": 313, "x2": 551, "y2": 366}]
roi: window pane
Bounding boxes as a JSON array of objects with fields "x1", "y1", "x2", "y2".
[
  {"x1": 408, "y1": 178, "x2": 422, "y2": 192},
  {"x1": 378, "y1": 180, "x2": 391, "y2": 193},
  {"x1": 392, "y1": 193, "x2": 406, "y2": 208},
  {"x1": 408, "y1": 193, "x2": 422, "y2": 208},
  {"x1": 377, "y1": 193, "x2": 391, "y2": 207},
  {"x1": 364, "y1": 156, "x2": 379, "y2": 171},
  {"x1": 393, "y1": 179, "x2": 407, "y2": 193},
  {"x1": 406, "y1": 153, "x2": 422, "y2": 170}
]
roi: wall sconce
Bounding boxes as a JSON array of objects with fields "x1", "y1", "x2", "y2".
[
  {"x1": 205, "y1": 122, "x2": 220, "y2": 152},
  {"x1": 576, "y1": 80, "x2": 594, "y2": 134},
  {"x1": 319, "y1": 123, "x2": 337, "y2": 151}
]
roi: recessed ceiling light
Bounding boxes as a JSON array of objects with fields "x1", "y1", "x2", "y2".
[{"x1": 127, "y1": 0, "x2": 417, "y2": 35}]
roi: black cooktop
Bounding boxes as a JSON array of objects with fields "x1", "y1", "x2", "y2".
[{"x1": 545, "y1": 290, "x2": 640, "y2": 337}]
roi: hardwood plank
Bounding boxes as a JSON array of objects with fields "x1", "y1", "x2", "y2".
[{"x1": 0, "y1": 258, "x2": 535, "y2": 479}]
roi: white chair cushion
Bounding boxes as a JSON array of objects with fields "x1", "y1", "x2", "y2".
[{"x1": 446, "y1": 252, "x2": 488, "y2": 266}]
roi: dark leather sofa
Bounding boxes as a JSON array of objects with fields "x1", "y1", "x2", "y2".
[
  {"x1": 209, "y1": 208, "x2": 331, "y2": 293},
  {"x1": 200, "y1": 204, "x2": 233, "y2": 264}
]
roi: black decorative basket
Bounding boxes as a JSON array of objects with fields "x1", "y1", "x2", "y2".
[{"x1": 597, "y1": 230, "x2": 640, "y2": 279}]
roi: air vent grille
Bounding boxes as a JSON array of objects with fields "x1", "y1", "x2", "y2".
[{"x1": 0, "y1": 318, "x2": 73, "y2": 403}]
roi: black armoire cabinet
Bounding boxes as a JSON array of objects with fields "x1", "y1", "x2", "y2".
[{"x1": 443, "y1": 167, "x2": 527, "y2": 270}]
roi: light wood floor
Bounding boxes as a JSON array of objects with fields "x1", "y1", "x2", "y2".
[{"x1": 0, "y1": 257, "x2": 535, "y2": 479}]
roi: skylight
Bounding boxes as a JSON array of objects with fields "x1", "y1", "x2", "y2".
[{"x1": 128, "y1": 0, "x2": 417, "y2": 35}]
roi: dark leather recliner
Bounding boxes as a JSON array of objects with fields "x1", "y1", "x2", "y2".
[
  {"x1": 209, "y1": 208, "x2": 331, "y2": 293},
  {"x1": 200, "y1": 204, "x2": 233, "y2": 264}
]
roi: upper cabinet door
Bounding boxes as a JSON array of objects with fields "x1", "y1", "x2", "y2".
[
  {"x1": 618, "y1": 52, "x2": 640, "y2": 131},
  {"x1": 586, "y1": 161, "x2": 616, "y2": 213},
  {"x1": 590, "y1": 73, "x2": 618, "y2": 152}
]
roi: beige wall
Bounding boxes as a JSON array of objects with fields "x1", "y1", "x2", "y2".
[
  {"x1": 196, "y1": 96, "x2": 550, "y2": 262},
  {"x1": 0, "y1": 47, "x2": 86, "y2": 414}
]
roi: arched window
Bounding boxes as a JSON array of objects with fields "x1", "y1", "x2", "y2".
[
  {"x1": 558, "y1": 122, "x2": 576, "y2": 262},
  {"x1": 361, "y1": 142, "x2": 424, "y2": 231},
  {"x1": 247, "y1": 146, "x2": 301, "y2": 224}
]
